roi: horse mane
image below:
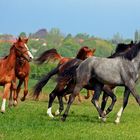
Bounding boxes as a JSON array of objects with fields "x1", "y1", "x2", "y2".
[
  {"x1": 109, "y1": 41, "x2": 135, "y2": 58},
  {"x1": 35, "y1": 48, "x2": 62, "y2": 64},
  {"x1": 121, "y1": 42, "x2": 140, "y2": 60},
  {"x1": 76, "y1": 46, "x2": 90, "y2": 59}
]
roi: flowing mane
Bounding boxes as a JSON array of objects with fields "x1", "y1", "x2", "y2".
[
  {"x1": 109, "y1": 41, "x2": 137, "y2": 59},
  {"x1": 121, "y1": 42, "x2": 140, "y2": 60},
  {"x1": 115, "y1": 41, "x2": 133, "y2": 53}
]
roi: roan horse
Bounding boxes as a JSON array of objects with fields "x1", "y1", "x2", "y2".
[
  {"x1": 33, "y1": 46, "x2": 95, "y2": 117},
  {"x1": 61, "y1": 42, "x2": 140, "y2": 123},
  {"x1": 35, "y1": 42, "x2": 134, "y2": 120},
  {"x1": 0, "y1": 37, "x2": 33, "y2": 113}
]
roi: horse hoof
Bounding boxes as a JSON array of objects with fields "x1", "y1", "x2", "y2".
[
  {"x1": 101, "y1": 117, "x2": 106, "y2": 122},
  {"x1": 1, "y1": 110, "x2": 5, "y2": 114},
  {"x1": 8, "y1": 103, "x2": 13, "y2": 108},
  {"x1": 21, "y1": 97, "x2": 25, "y2": 101},
  {"x1": 61, "y1": 117, "x2": 66, "y2": 122},
  {"x1": 13, "y1": 101, "x2": 18, "y2": 106},
  {"x1": 115, "y1": 119, "x2": 120, "y2": 124},
  {"x1": 47, "y1": 112, "x2": 54, "y2": 118},
  {"x1": 55, "y1": 109, "x2": 60, "y2": 116}
]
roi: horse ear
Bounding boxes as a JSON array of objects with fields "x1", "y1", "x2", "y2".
[
  {"x1": 92, "y1": 48, "x2": 96, "y2": 53},
  {"x1": 18, "y1": 37, "x2": 22, "y2": 42}
]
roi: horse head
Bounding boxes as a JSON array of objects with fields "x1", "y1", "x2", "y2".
[
  {"x1": 76, "y1": 46, "x2": 95, "y2": 60},
  {"x1": 13, "y1": 37, "x2": 33, "y2": 62}
]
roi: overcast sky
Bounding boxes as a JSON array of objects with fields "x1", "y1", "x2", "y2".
[{"x1": 0, "y1": 0, "x2": 140, "y2": 38}]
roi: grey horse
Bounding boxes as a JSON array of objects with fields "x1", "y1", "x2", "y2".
[{"x1": 62, "y1": 42, "x2": 140, "y2": 123}]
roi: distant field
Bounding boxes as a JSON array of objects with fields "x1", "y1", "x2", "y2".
[{"x1": 0, "y1": 79, "x2": 140, "y2": 140}]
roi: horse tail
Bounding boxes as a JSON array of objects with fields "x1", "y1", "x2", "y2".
[
  {"x1": 35, "y1": 48, "x2": 62, "y2": 64},
  {"x1": 33, "y1": 67, "x2": 59, "y2": 98}
]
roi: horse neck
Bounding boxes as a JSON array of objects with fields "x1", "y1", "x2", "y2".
[
  {"x1": 16, "y1": 58, "x2": 26, "y2": 67},
  {"x1": 76, "y1": 52, "x2": 86, "y2": 60},
  {"x1": 132, "y1": 51, "x2": 140, "y2": 72},
  {"x1": 6, "y1": 49, "x2": 17, "y2": 70}
]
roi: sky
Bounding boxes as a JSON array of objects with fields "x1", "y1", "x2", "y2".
[{"x1": 0, "y1": 0, "x2": 140, "y2": 39}]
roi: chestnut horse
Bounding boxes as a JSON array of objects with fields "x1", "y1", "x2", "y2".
[
  {"x1": 13, "y1": 53, "x2": 30, "y2": 105},
  {"x1": 0, "y1": 37, "x2": 33, "y2": 113},
  {"x1": 35, "y1": 46, "x2": 96, "y2": 102}
]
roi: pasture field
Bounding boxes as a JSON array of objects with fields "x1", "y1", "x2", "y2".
[{"x1": 0, "y1": 80, "x2": 140, "y2": 140}]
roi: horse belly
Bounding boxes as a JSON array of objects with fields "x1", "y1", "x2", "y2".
[{"x1": 94, "y1": 65, "x2": 122, "y2": 85}]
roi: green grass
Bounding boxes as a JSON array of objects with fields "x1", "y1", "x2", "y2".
[
  {"x1": 0, "y1": 79, "x2": 140, "y2": 140},
  {"x1": 0, "y1": 95, "x2": 139, "y2": 140}
]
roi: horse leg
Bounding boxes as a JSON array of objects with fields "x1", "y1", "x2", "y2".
[
  {"x1": 77, "y1": 93, "x2": 82, "y2": 102},
  {"x1": 84, "y1": 90, "x2": 91, "y2": 99},
  {"x1": 61, "y1": 84, "x2": 82, "y2": 121},
  {"x1": 13, "y1": 80, "x2": 23, "y2": 106},
  {"x1": 8, "y1": 86, "x2": 13, "y2": 108},
  {"x1": 115, "y1": 87, "x2": 130, "y2": 124},
  {"x1": 47, "y1": 91, "x2": 57, "y2": 118},
  {"x1": 55, "y1": 95, "x2": 64, "y2": 116},
  {"x1": 47, "y1": 81, "x2": 66, "y2": 118},
  {"x1": 91, "y1": 83, "x2": 106, "y2": 120},
  {"x1": 102, "y1": 87, "x2": 117, "y2": 116},
  {"x1": 98, "y1": 93, "x2": 109, "y2": 119},
  {"x1": 21, "y1": 77, "x2": 29, "y2": 101},
  {"x1": 126, "y1": 80, "x2": 140, "y2": 105},
  {"x1": 1, "y1": 83, "x2": 11, "y2": 113},
  {"x1": 64, "y1": 95, "x2": 68, "y2": 102}
]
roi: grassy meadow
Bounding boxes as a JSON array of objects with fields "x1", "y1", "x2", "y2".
[{"x1": 0, "y1": 79, "x2": 140, "y2": 140}]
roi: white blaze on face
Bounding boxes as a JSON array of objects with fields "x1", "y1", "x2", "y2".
[{"x1": 24, "y1": 43, "x2": 34, "y2": 59}]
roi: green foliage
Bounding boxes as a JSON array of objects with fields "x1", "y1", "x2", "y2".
[
  {"x1": 30, "y1": 62, "x2": 58, "y2": 80},
  {"x1": 19, "y1": 32, "x2": 26, "y2": 37},
  {"x1": 0, "y1": 42, "x2": 11, "y2": 57}
]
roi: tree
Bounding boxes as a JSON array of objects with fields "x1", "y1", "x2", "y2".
[
  {"x1": 112, "y1": 32, "x2": 123, "y2": 44},
  {"x1": 19, "y1": 32, "x2": 26, "y2": 37},
  {"x1": 134, "y1": 30, "x2": 139, "y2": 42}
]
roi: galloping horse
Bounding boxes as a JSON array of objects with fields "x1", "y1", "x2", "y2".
[
  {"x1": 34, "y1": 46, "x2": 95, "y2": 117},
  {"x1": 61, "y1": 42, "x2": 140, "y2": 123},
  {"x1": 35, "y1": 46, "x2": 95, "y2": 102},
  {"x1": 0, "y1": 37, "x2": 33, "y2": 113},
  {"x1": 34, "y1": 42, "x2": 134, "y2": 119},
  {"x1": 13, "y1": 48, "x2": 30, "y2": 104}
]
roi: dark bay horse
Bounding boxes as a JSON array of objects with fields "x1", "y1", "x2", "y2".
[
  {"x1": 34, "y1": 46, "x2": 95, "y2": 117},
  {"x1": 61, "y1": 42, "x2": 140, "y2": 123},
  {"x1": 35, "y1": 46, "x2": 95, "y2": 102},
  {"x1": 0, "y1": 37, "x2": 33, "y2": 113}
]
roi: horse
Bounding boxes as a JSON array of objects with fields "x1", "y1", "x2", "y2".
[
  {"x1": 48, "y1": 41, "x2": 135, "y2": 120},
  {"x1": 0, "y1": 37, "x2": 33, "y2": 113},
  {"x1": 61, "y1": 42, "x2": 140, "y2": 123},
  {"x1": 34, "y1": 42, "x2": 134, "y2": 118},
  {"x1": 35, "y1": 47, "x2": 95, "y2": 102},
  {"x1": 33, "y1": 46, "x2": 95, "y2": 117},
  {"x1": 14, "y1": 54, "x2": 30, "y2": 103}
]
